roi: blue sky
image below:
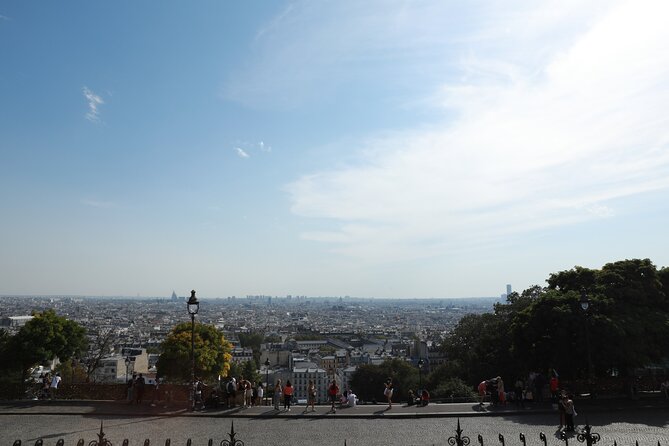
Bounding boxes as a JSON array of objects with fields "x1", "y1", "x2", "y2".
[{"x1": 1, "y1": 0, "x2": 668, "y2": 299}]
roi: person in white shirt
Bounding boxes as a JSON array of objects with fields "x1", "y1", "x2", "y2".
[
  {"x1": 256, "y1": 383, "x2": 264, "y2": 406},
  {"x1": 347, "y1": 391, "x2": 357, "y2": 408},
  {"x1": 50, "y1": 372, "x2": 61, "y2": 399}
]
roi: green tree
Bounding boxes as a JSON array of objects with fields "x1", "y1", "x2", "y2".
[
  {"x1": 157, "y1": 322, "x2": 232, "y2": 383},
  {"x1": 12, "y1": 310, "x2": 87, "y2": 379},
  {"x1": 349, "y1": 359, "x2": 418, "y2": 402},
  {"x1": 238, "y1": 332, "x2": 264, "y2": 351},
  {"x1": 516, "y1": 258, "x2": 669, "y2": 380}
]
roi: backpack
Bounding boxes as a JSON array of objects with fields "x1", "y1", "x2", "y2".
[{"x1": 226, "y1": 381, "x2": 235, "y2": 393}]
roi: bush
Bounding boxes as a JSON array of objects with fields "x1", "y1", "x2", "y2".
[{"x1": 431, "y1": 378, "x2": 476, "y2": 399}]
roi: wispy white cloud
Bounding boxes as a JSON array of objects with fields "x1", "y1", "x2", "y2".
[
  {"x1": 235, "y1": 147, "x2": 250, "y2": 158},
  {"x1": 286, "y1": 0, "x2": 669, "y2": 262},
  {"x1": 82, "y1": 86, "x2": 104, "y2": 122}
]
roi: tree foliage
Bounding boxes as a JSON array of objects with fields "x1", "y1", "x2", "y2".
[
  {"x1": 157, "y1": 322, "x2": 232, "y2": 383},
  {"x1": 349, "y1": 358, "x2": 418, "y2": 402},
  {"x1": 12, "y1": 310, "x2": 87, "y2": 377},
  {"x1": 441, "y1": 259, "x2": 669, "y2": 388}
]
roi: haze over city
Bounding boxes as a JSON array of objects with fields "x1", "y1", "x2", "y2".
[{"x1": 1, "y1": 0, "x2": 668, "y2": 299}]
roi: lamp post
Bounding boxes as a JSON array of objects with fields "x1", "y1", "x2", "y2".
[
  {"x1": 187, "y1": 290, "x2": 200, "y2": 411},
  {"x1": 264, "y1": 358, "x2": 270, "y2": 406},
  {"x1": 418, "y1": 359, "x2": 424, "y2": 390},
  {"x1": 580, "y1": 289, "x2": 594, "y2": 397}
]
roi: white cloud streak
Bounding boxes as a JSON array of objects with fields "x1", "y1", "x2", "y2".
[
  {"x1": 235, "y1": 147, "x2": 250, "y2": 158},
  {"x1": 286, "y1": 0, "x2": 669, "y2": 262},
  {"x1": 82, "y1": 86, "x2": 104, "y2": 122}
]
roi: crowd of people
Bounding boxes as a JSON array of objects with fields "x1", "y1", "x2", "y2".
[
  {"x1": 34, "y1": 372, "x2": 61, "y2": 400},
  {"x1": 478, "y1": 370, "x2": 580, "y2": 432}
]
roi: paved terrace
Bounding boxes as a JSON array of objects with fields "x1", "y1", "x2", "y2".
[
  {"x1": 1, "y1": 398, "x2": 667, "y2": 445},
  {"x1": 1, "y1": 396, "x2": 666, "y2": 418}
]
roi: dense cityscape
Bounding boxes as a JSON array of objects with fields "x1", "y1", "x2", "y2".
[{"x1": 0, "y1": 293, "x2": 500, "y2": 402}]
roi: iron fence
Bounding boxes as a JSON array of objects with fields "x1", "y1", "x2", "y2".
[{"x1": 12, "y1": 418, "x2": 663, "y2": 446}]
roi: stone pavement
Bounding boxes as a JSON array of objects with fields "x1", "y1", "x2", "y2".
[{"x1": 1, "y1": 396, "x2": 666, "y2": 419}]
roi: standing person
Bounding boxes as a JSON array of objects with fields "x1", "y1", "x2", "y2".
[
  {"x1": 557, "y1": 391, "x2": 567, "y2": 429},
  {"x1": 251, "y1": 381, "x2": 258, "y2": 407},
  {"x1": 534, "y1": 372, "x2": 546, "y2": 402},
  {"x1": 283, "y1": 380, "x2": 294, "y2": 411},
  {"x1": 384, "y1": 377, "x2": 394, "y2": 409},
  {"x1": 226, "y1": 377, "x2": 236, "y2": 408},
  {"x1": 562, "y1": 393, "x2": 576, "y2": 431},
  {"x1": 135, "y1": 373, "x2": 146, "y2": 405},
  {"x1": 126, "y1": 375, "x2": 134, "y2": 403},
  {"x1": 661, "y1": 378, "x2": 669, "y2": 399},
  {"x1": 550, "y1": 373, "x2": 560, "y2": 402},
  {"x1": 49, "y1": 372, "x2": 61, "y2": 399},
  {"x1": 497, "y1": 376, "x2": 506, "y2": 405},
  {"x1": 306, "y1": 379, "x2": 317, "y2": 412},
  {"x1": 273, "y1": 379, "x2": 283, "y2": 410},
  {"x1": 242, "y1": 378, "x2": 253, "y2": 408},
  {"x1": 328, "y1": 379, "x2": 339, "y2": 413},
  {"x1": 514, "y1": 377, "x2": 524, "y2": 407},
  {"x1": 256, "y1": 383, "x2": 264, "y2": 406},
  {"x1": 192, "y1": 377, "x2": 204, "y2": 410},
  {"x1": 477, "y1": 380, "x2": 487, "y2": 406},
  {"x1": 41, "y1": 374, "x2": 50, "y2": 400}
]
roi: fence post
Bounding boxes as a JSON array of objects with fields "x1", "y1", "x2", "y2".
[{"x1": 447, "y1": 418, "x2": 471, "y2": 446}]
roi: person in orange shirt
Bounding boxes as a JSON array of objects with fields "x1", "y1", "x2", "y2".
[{"x1": 283, "y1": 380, "x2": 294, "y2": 411}]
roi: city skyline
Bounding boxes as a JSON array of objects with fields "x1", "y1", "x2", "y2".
[{"x1": 1, "y1": 1, "x2": 668, "y2": 299}]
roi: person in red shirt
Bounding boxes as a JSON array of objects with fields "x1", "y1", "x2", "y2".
[
  {"x1": 328, "y1": 380, "x2": 339, "y2": 413},
  {"x1": 283, "y1": 380, "x2": 294, "y2": 411},
  {"x1": 550, "y1": 375, "x2": 559, "y2": 400}
]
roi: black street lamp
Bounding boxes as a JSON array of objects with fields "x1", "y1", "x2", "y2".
[
  {"x1": 187, "y1": 290, "x2": 200, "y2": 410},
  {"x1": 580, "y1": 289, "x2": 594, "y2": 397},
  {"x1": 264, "y1": 358, "x2": 270, "y2": 406},
  {"x1": 417, "y1": 359, "x2": 424, "y2": 390}
]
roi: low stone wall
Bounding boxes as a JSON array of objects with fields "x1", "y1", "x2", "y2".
[{"x1": 10, "y1": 382, "x2": 191, "y2": 402}]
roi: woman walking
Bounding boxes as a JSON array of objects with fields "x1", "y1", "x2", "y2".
[{"x1": 384, "y1": 377, "x2": 394, "y2": 409}]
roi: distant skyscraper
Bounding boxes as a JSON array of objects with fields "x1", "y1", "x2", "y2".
[
  {"x1": 171, "y1": 290, "x2": 178, "y2": 302},
  {"x1": 506, "y1": 284, "x2": 512, "y2": 295}
]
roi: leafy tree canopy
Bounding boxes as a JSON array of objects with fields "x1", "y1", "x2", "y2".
[
  {"x1": 349, "y1": 358, "x2": 418, "y2": 402},
  {"x1": 12, "y1": 310, "x2": 87, "y2": 375},
  {"x1": 441, "y1": 259, "x2": 669, "y2": 388},
  {"x1": 157, "y1": 322, "x2": 232, "y2": 383}
]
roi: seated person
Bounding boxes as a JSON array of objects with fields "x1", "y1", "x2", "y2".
[
  {"x1": 205, "y1": 390, "x2": 220, "y2": 409},
  {"x1": 407, "y1": 390, "x2": 416, "y2": 406},
  {"x1": 347, "y1": 391, "x2": 357, "y2": 408},
  {"x1": 419, "y1": 389, "x2": 430, "y2": 406},
  {"x1": 340, "y1": 389, "x2": 349, "y2": 406}
]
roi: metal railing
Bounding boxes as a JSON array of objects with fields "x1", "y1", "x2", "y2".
[
  {"x1": 12, "y1": 418, "x2": 663, "y2": 446},
  {"x1": 12, "y1": 421, "x2": 244, "y2": 446}
]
